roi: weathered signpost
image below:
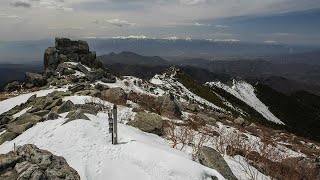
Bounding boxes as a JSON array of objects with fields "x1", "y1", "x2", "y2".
[{"x1": 108, "y1": 104, "x2": 118, "y2": 145}]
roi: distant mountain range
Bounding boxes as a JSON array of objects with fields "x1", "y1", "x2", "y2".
[{"x1": 1, "y1": 38, "x2": 318, "y2": 64}]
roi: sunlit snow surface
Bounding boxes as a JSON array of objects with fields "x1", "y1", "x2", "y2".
[
  {"x1": 207, "y1": 80, "x2": 284, "y2": 125},
  {"x1": 0, "y1": 113, "x2": 224, "y2": 180}
]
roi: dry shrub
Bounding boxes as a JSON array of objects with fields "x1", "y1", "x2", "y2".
[{"x1": 128, "y1": 92, "x2": 161, "y2": 114}]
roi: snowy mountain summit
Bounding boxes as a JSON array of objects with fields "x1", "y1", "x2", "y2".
[{"x1": 0, "y1": 38, "x2": 319, "y2": 180}]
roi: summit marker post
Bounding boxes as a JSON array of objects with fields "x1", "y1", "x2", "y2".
[{"x1": 112, "y1": 104, "x2": 118, "y2": 145}]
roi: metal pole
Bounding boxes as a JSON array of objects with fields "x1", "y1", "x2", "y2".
[{"x1": 113, "y1": 104, "x2": 118, "y2": 145}]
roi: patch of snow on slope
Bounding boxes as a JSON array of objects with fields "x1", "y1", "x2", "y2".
[
  {"x1": 0, "y1": 114, "x2": 225, "y2": 180},
  {"x1": 97, "y1": 76, "x2": 165, "y2": 96},
  {"x1": 0, "y1": 88, "x2": 68, "y2": 115},
  {"x1": 150, "y1": 73, "x2": 224, "y2": 111},
  {"x1": 207, "y1": 80, "x2": 284, "y2": 125}
]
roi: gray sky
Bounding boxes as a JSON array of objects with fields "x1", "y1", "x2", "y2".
[{"x1": 1, "y1": 0, "x2": 320, "y2": 44}]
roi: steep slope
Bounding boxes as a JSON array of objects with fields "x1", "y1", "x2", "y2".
[
  {"x1": 255, "y1": 84, "x2": 320, "y2": 141},
  {"x1": 207, "y1": 80, "x2": 283, "y2": 125}
]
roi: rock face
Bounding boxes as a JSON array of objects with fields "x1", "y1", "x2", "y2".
[
  {"x1": 44, "y1": 38, "x2": 94, "y2": 70},
  {"x1": 128, "y1": 112, "x2": 163, "y2": 136},
  {"x1": 198, "y1": 146, "x2": 237, "y2": 180},
  {"x1": 0, "y1": 144, "x2": 80, "y2": 180}
]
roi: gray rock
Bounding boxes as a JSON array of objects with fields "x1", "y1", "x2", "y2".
[
  {"x1": 56, "y1": 100, "x2": 75, "y2": 114},
  {"x1": 26, "y1": 106, "x2": 42, "y2": 114},
  {"x1": 4, "y1": 81, "x2": 22, "y2": 92},
  {"x1": 0, "y1": 131, "x2": 18, "y2": 145},
  {"x1": 101, "y1": 77, "x2": 116, "y2": 83},
  {"x1": 101, "y1": 87, "x2": 127, "y2": 104},
  {"x1": 75, "y1": 89, "x2": 101, "y2": 97},
  {"x1": 46, "y1": 112, "x2": 61, "y2": 120},
  {"x1": 85, "y1": 68, "x2": 105, "y2": 82},
  {"x1": 199, "y1": 146, "x2": 237, "y2": 180},
  {"x1": 68, "y1": 84, "x2": 86, "y2": 93},
  {"x1": 128, "y1": 112, "x2": 163, "y2": 135},
  {"x1": 47, "y1": 91, "x2": 72, "y2": 99},
  {"x1": 45, "y1": 98, "x2": 63, "y2": 110},
  {"x1": 6, "y1": 113, "x2": 42, "y2": 134},
  {"x1": 76, "y1": 64, "x2": 89, "y2": 74},
  {"x1": 63, "y1": 69, "x2": 76, "y2": 75},
  {"x1": 32, "y1": 110, "x2": 50, "y2": 117},
  {"x1": 0, "y1": 144, "x2": 80, "y2": 180},
  {"x1": 27, "y1": 94, "x2": 37, "y2": 103},
  {"x1": 25, "y1": 72, "x2": 47, "y2": 87},
  {"x1": 75, "y1": 104, "x2": 101, "y2": 115},
  {"x1": 64, "y1": 109, "x2": 90, "y2": 124},
  {"x1": 95, "y1": 83, "x2": 109, "y2": 91},
  {"x1": 234, "y1": 117, "x2": 245, "y2": 126},
  {"x1": 196, "y1": 113, "x2": 216, "y2": 126},
  {"x1": 155, "y1": 93, "x2": 182, "y2": 119}
]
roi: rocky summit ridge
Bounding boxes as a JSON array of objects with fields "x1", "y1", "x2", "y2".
[{"x1": 5, "y1": 38, "x2": 116, "y2": 92}]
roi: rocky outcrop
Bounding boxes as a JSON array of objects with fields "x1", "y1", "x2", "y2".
[
  {"x1": 25, "y1": 72, "x2": 47, "y2": 88},
  {"x1": 3, "y1": 81, "x2": 22, "y2": 92},
  {"x1": 198, "y1": 146, "x2": 237, "y2": 180},
  {"x1": 128, "y1": 112, "x2": 163, "y2": 136},
  {"x1": 101, "y1": 87, "x2": 127, "y2": 104},
  {"x1": 155, "y1": 93, "x2": 182, "y2": 119},
  {"x1": 0, "y1": 144, "x2": 80, "y2": 180}
]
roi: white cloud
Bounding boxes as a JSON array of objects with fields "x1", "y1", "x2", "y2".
[
  {"x1": 179, "y1": 0, "x2": 207, "y2": 5},
  {"x1": 215, "y1": 25, "x2": 228, "y2": 28},
  {"x1": 194, "y1": 22, "x2": 211, "y2": 26},
  {"x1": 48, "y1": 27, "x2": 85, "y2": 30},
  {"x1": 264, "y1": 40, "x2": 278, "y2": 43},
  {"x1": 106, "y1": 19, "x2": 137, "y2": 27},
  {"x1": 0, "y1": 13, "x2": 22, "y2": 20}
]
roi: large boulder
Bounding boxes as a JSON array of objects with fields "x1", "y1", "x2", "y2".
[
  {"x1": 155, "y1": 93, "x2": 182, "y2": 119},
  {"x1": 4, "y1": 81, "x2": 21, "y2": 92},
  {"x1": 101, "y1": 87, "x2": 127, "y2": 104},
  {"x1": 128, "y1": 112, "x2": 163, "y2": 135},
  {"x1": 25, "y1": 72, "x2": 47, "y2": 87},
  {"x1": 198, "y1": 146, "x2": 237, "y2": 180},
  {"x1": 0, "y1": 144, "x2": 80, "y2": 180},
  {"x1": 6, "y1": 113, "x2": 42, "y2": 134},
  {"x1": 56, "y1": 100, "x2": 75, "y2": 114}
]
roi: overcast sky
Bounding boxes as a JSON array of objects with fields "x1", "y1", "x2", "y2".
[{"x1": 1, "y1": 0, "x2": 320, "y2": 45}]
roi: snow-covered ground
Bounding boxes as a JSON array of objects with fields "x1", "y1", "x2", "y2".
[
  {"x1": 150, "y1": 73, "x2": 224, "y2": 111},
  {"x1": 207, "y1": 80, "x2": 284, "y2": 124},
  {"x1": 0, "y1": 112, "x2": 225, "y2": 180}
]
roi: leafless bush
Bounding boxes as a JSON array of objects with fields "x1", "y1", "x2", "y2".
[
  {"x1": 128, "y1": 92, "x2": 160, "y2": 114},
  {"x1": 84, "y1": 97, "x2": 111, "y2": 112}
]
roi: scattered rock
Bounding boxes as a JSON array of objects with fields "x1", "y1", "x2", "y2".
[
  {"x1": 128, "y1": 112, "x2": 163, "y2": 136},
  {"x1": 198, "y1": 146, "x2": 237, "y2": 180},
  {"x1": 64, "y1": 109, "x2": 90, "y2": 124},
  {"x1": 101, "y1": 87, "x2": 127, "y2": 104},
  {"x1": 46, "y1": 112, "x2": 61, "y2": 120},
  {"x1": 95, "y1": 83, "x2": 109, "y2": 91},
  {"x1": 45, "y1": 98, "x2": 63, "y2": 110},
  {"x1": 4, "y1": 81, "x2": 21, "y2": 92},
  {"x1": 25, "y1": 72, "x2": 47, "y2": 87},
  {"x1": 56, "y1": 100, "x2": 75, "y2": 114},
  {"x1": 0, "y1": 144, "x2": 80, "y2": 180}
]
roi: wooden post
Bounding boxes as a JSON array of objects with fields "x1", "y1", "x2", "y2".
[
  {"x1": 113, "y1": 104, "x2": 118, "y2": 145},
  {"x1": 108, "y1": 112, "x2": 114, "y2": 144}
]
